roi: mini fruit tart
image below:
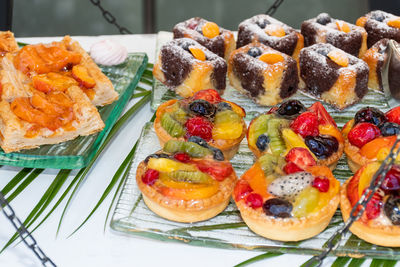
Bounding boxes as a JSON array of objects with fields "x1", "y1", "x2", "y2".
[
  {"x1": 247, "y1": 100, "x2": 344, "y2": 169},
  {"x1": 342, "y1": 106, "x2": 400, "y2": 173},
  {"x1": 234, "y1": 156, "x2": 340, "y2": 241},
  {"x1": 136, "y1": 139, "x2": 237, "y2": 223},
  {"x1": 340, "y1": 162, "x2": 400, "y2": 247},
  {"x1": 154, "y1": 89, "x2": 247, "y2": 160}
]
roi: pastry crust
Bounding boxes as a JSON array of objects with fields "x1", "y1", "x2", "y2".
[
  {"x1": 0, "y1": 86, "x2": 104, "y2": 153},
  {"x1": 340, "y1": 179, "x2": 400, "y2": 247},
  {"x1": 0, "y1": 31, "x2": 19, "y2": 56},
  {"x1": 136, "y1": 161, "x2": 237, "y2": 222}
]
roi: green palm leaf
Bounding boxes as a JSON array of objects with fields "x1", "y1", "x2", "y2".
[
  {"x1": 233, "y1": 252, "x2": 283, "y2": 267},
  {"x1": 1, "y1": 168, "x2": 32, "y2": 196}
]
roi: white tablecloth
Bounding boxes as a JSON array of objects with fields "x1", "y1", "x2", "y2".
[{"x1": 0, "y1": 34, "x2": 381, "y2": 267}]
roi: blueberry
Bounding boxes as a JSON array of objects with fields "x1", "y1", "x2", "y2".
[
  {"x1": 316, "y1": 13, "x2": 331, "y2": 25},
  {"x1": 247, "y1": 47, "x2": 262, "y2": 57},
  {"x1": 384, "y1": 195, "x2": 400, "y2": 225},
  {"x1": 263, "y1": 198, "x2": 292, "y2": 218},
  {"x1": 256, "y1": 134, "x2": 270, "y2": 151},
  {"x1": 210, "y1": 147, "x2": 225, "y2": 161},
  {"x1": 144, "y1": 153, "x2": 170, "y2": 163},
  {"x1": 217, "y1": 102, "x2": 232, "y2": 111},
  {"x1": 180, "y1": 42, "x2": 191, "y2": 52},
  {"x1": 256, "y1": 18, "x2": 270, "y2": 29},
  {"x1": 354, "y1": 107, "x2": 387, "y2": 126},
  {"x1": 276, "y1": 100, "x2": 306, "y2": 119},
  {"x1": 371, "y1": 11, "x2": 385, "y2": 22},
  {"x1": 188, "y1": 136, "x2": 209, "y2": 148},
  {"x1": 317, "y1": 48, "x2": 329, "y2": 56},
  {"x1": 380, "y1": 122, "x2": 400, "y2": 136},
  {"x1": 189, "y1": 99, "x2": 216, "y2": 117},
  {"x1": 305, "y1": 135, "x2": 339, "y2": 159}
]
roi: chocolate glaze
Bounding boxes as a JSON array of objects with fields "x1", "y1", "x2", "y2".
[
  {"x1": 364, "y1": 11, "x2": 400, "y2": 48},
  {"x1": 279, "y1": 58, "x2": 299, "y2": 99},
  {"x1": 232, "y1": 53, "x2": 265, "y2": 97}
]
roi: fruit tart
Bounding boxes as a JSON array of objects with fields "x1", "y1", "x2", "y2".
[
  {"x1": 340, "y1": 162, "x2": 400, "y2": 246},
  {"x1": 136, "y1": 139, "x2": 237, "y2": 222},
  {"x1": 234, "y1": 154, "x2": 340, "y2": 241},
  {"x1": 154, "y1": 89, "x2": 246, "y2": 160},
  {"x1": 247, "y1": 100, "x2": 344, "y2": 169},
  {"x1": 173, "y1": 17, "x2": 236, "y2": 61},
  {"x1": 0, "y1": 31, "x2": 19, "y2": 57},
  {"x1": 342, "y1": 106, "x2": 400, "y2": 173}
]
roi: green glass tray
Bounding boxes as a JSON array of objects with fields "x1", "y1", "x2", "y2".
[{"x1": 0, "y1": 53, "x2": 148, "y2": 169}]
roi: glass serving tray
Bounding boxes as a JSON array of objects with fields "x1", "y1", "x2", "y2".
[{"x1": 0, "y1": 53, "x2": 148, "y2": 169}]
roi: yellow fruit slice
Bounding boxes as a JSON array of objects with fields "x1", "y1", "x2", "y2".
[
  {"x1": 202, "y1": 21, "x2": 220, "y2": 38},
  {"x1": 327, "y1": 49, "x2": 349, "y2": 67},
  {"x1": 147, "y1": 158, "x2": 197, "y2": 172},
  {"x1": 281, "y1": 128, "x2": 318, "y2": 160},
  {"x1": 341, "y1": 119, "x2": 354, "y2": 137},
  {"x1": 189, "y1": 47, "x2": 206, "y2": 61},
  {"x1": 358, "y1": 162, "x2": 381, "y2": 197},
  {"x1": 212, "y1": 122, "x2": 243, "y2": 139},
  {"x1": 293, "y1": 187, "x2": 320, "y2": 218},
  {"x1": 259, "y1": 53, "x2": 285, "y2": 64}
]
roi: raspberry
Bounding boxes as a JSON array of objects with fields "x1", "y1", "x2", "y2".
[
  {"x1": 283, "y1": 162, "x2": 304, "y2": 174},
  {"x1": 285, "y1": 147, "x2": 316, "y2": 170},
  {"x1": 386, "y1": 106, "x2": 400, "y2": 125},
  {"x1": 192, "y1": 89, "x2": 221, "y2": 104},
  {"x1": 234, "y1": 180, "x2": 253, "y2": 201},
  {"x1": 142, "y1": 169, "x2": 159, "y2": 185},
  {"x1": 185, "y1": 116, "x2": 213, "y2": 141},
  {"x1": 312, "y1": 176, "x2": 330, "y2": 192},
  {"x1": 173, "y1": 152, "x2": 191, "y2": 163},
  {"x1": 348, "y1": 122, "x2": 381, "y2": 148},
  {"x1": 290, "y1": 111, "x2": 319, "y2": 138},
  {"x1": 245, "y1": 193, "x2": 264, "y2": 209}
]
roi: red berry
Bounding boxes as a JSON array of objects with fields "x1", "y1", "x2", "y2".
[
  {"x1": 312, "y1": 176, "x2": 330, "y2": 192},
  {"x1": 173, "y1": 152, "x2": 191, "y2": 163},
  {"x1": 364, "y1": 190, "x2": 383, "y2": 220},
  {"x1": 386, "y1": 106, "x2": 400, "y2": 125},
  {"x1": 283, "y1": 161, "x2": 304, "y2": 174},
  {"x1": 290, "y1": 111, "x2": 319, "y2": 137},
  {"x1": 234, "y1": 180, "x2": 253, "y2": 201},
  {"x1": 194, "y1": 160, "x2": 233, "y2": 181},
  {"x1": 285, "y1": 147, "x2": 316, "y2": 170},
  {"x1": 381, "y1": 165, "x2": 400, "y2": 191},
  {"x1": 142, "y1": 169, "x2": 159, "y2": 185},
  {"x1": 185, "y1": 116, "x2": 213, "y2": 141},
  {"x1": 192, "y1": 89, "x2": 221, "y2": 104},
  {"x1": 245, "y1": 193, "x2": 263, "y2": 209},
  {"x1": 347, "y1": 122, "x2": 381, "y2": 148},
  {"x1": 308, "y1": 102, "x2": 337, "y2": 127}
]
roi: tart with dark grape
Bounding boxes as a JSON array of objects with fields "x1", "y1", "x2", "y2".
[
  {"x1": 247, "y1": 100, "x2": 343, "y2": 169},
  {"x1": 136, "y1": 139, "x2": 237, "y2": 222},
  {"x1": 340, "y1": 162, "x2": 400, "y2": 247},
  {"x1": 154, "y1": 89, "x2": 246, "y2": 160},
  {"x1": 234, "y1": 154, "x2": 340, "y2": 241},
  {"x1": 342, "y1": 106, "x2": 400, "y2": 173}
]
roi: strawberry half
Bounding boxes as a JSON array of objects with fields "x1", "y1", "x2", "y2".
[
  {"x1": 347, "y1": 122, "x2": 381, "y2": 148},
  {"x1": 194, "y1": 160, "x2": 233, "y2": 181},
  {"x1": 308, "y1": 102, "x2": 337, "y2": 127},
  {"x1": 285, "y1": 147, "x2": 316, "y2": 170},
  {"x1": 283, "y1": 161, "x2": 304, "y2": 174},
  {"x1": 386, "y1": 106, "x2": 400, "y2": 125},
  {"x1": 192, "y1": 89, "x2": 222, "y2": 104},
  {"x1": 290, "y1": 111, "x2": 319, "y2": 137},
  {"x1": 234, "y1": 179, "x2": 253, "y2": 201}
]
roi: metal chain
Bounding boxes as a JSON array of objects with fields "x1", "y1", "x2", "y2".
[
  {"x1": 89, "y1": 0, "x2": 132, "y2": 34},
  {"x1": 306, "y1": 135, "x2": 400, "y2": 267},
  {"x1": 266, "y1": 0, "x2": 284, "y2": 16},
  {"x1": 0, "y1": 192, "x2": 57, "y2": 267}
]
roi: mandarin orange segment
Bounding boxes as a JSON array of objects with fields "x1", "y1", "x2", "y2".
[
  {"x1": 202, "y1": 22, "x2": 220, "y2": 39},
  {"x1": 265, "y1": 24, "x2": 286, "y2": 37},
  {"x1": 360, "y1": 136, "x2": 397, "y2": 159},
  {"x1": 356, "y1": 16, "x2": 367, "y2": 27},
  {"x1": 72, "y1": 65, "x2": 96, "y2": 89},
  {"x1": 336, "y1": 21, "x2": 351, "y2": 33},
  {"x1": 259, "y1": 53, "x2": 285, "y2": 64},
  {"x1": 387, "y1": 17, "x2": 400, "y2": 28},
  {"x1": 319, "y1": 124, "x2": 344, "y2": 143},
  {"x1": 189, "y1": 47, "x2": 206, "y2": 61},
  {"x1": 241, "y1": 162, "x2": 270, "y2": 198},
  {"x1": 327, "y1": 50, "x2": 349, "y2": 67}
]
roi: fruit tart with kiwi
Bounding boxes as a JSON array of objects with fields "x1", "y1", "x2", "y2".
[
  {"x1": 340, "y1": 162, "x2": 400, "y2": 246},
  {"x1": 154, "y1": 89, "x2": 246, "y2": 160},
  {"x1": 342, "y1": 106, "x2": 400, "y2": 173},
  {"x1": 136, "y1": 139, "x2": 237, "y2": 223},
  {"x1": 234, "y1": 151, "x2": 340, "y2": 241},
  {"x1": 247, "y1": 100, "x2": 344, "y2": 169}
]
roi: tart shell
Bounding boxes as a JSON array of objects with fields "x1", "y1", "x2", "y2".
[{"x1": 344, "y1": 139, "x2": 371, "y2": 173}]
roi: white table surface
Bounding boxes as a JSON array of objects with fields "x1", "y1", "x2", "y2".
[{"x1": 0, "y1": 34, "x2": 387, "y2": 267}]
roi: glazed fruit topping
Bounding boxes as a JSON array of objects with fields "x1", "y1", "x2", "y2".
[
  {"x1": 202, "y1": 21, "x2": 220, "y2": 38},
  {"x1": 193, "y1": 89, "x2": 221, "y2": 104},
  {"x1": 381, "y1": 165, "x2": 400, "y2": 191},
  {"x1": 268, "y1": 172, "x2": 314, "y2": 200},
  {"x1": 256, "y1": 134, "x2": 270, "y2": 152},
  {"x1": 185, "y1": 116, "x2": 213, "y2": 141},
  {"x1": 187, "y1": 136, "x2": 225, "y2": 161},
  {"x1": 312, "y1": 176, "x2": 330, "y2": 192},
  {"x1": 189, "y1": 47, "x2": 206, "y2": 61},
  {"x1": 387, "y1": 18, "x2": 400, "y2": 29},
  {"x1": 142, "y1": 169, "x2": 159, "y2": 185},
  {"x1": 161, "y1": 113, "x2": 186, "y2": 138},
  {"x1": 285, "y1": 147, "x2": 316, "y2": 170},
  {"x1": 234, "y1": 180, "x2": 253, "y2": 201},
  {"x1": 276, "y1": 100, "x2": 306, "y2": 119},
  {"x1": 144, "y1": 153, "x2": 170, "y2": 164},
  {"x1": 283, "y1": 161, "x2": 304, "y2": 174},
  {"x1": 164, "y1": 140, "x2": 211, "y2": 158},
  {"x1": 292, "y1": 187, "x2": 319, "y2": 218},
  {"x1": 258, "y1": 154, "x2": 279, "y2": 176},
  {"x1": 384, "y1": 195, "x2": 400, "y2": 225},
  {"x1": 365, "y1": 191, "x2": 383, "y2": 220},
  {"x1": 379, "y1": 122, "x2": 400, "y2": 136},
  {"x1": 194, "y1": 160, "x2": 233, "y2": 181},
  {"x1": 308, "y1": 102, "x2": 337, "y2": 127},
  {"x1": 335, "y1": 21, "x2": 351, "y2": 33},
  {"x1": 263, "y1": 198, "x2": 292, "y2": 218},
  {"x1": 290, "y1": 111, "x2": 319, "y2": 138},
  {"x1": 259, "y1": 53, "x2": 285, "y2": 64},
  {"x1": 256, "y1": 18, "x2": 270, "y2": 29},
  {"x1": 354, "y1": 106, "x2": 386, "y2": 126},
  {"x1": 385, "y1": 106, "x2": 400, "y2": 125},
  {"x1": 187, "y1": 135, "x2": 208, "y2": 147},
  {"x1": 247, "y1": 47, "x2": 263, "y2": 58},
  {"x1": 316, "y1": 13, "x2": 331, "y2": 25},
  {"x1": 216, "y1": 101, "x2": 232, "y2": 111},
  {"x1": 347, "y1": 122, "x2": 381, "y2": 148},
  {"x1": 173, "y1": 152, "x2": 191, "y2": 163},
  {"x1": 245, "y1": 193, "x2": 264, "y2": 209},
  {"x1": 265, "y1": 24, "x2": 286, "y2": 37},
  {"x1": 189, "y1": 99, "x2": 216, "y2": 118},
  {"x1": 327, "y1": 49, "x2": 349, "y2": 67},
  {"x1": 305, "y1": 135, "x2": 339, "y2": 159}
]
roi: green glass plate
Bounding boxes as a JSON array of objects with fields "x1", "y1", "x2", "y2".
[{"x1": 0, "y1": 53, "x2": 148, "y2": 169}]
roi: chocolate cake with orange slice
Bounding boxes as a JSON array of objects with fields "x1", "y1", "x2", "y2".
[
  {"x1": 173, "y1": 17, "x2": 235, "y2": 60},
  {"x1": 342, "y1": 106, "x2": 400, "y2": 173},
  {"x1": 247, "y1": 100, "x2": 343, "y2": 169},
  {"x1": 136, "y1": 139, "x2": 237, "y2": 223},
  {"x1": 340, "y1": 162, "x2": 400, "y2": 247},
  {"x1": 299, "y1": 43, "x2": 369, "y2": 109},
  {"x1": 153, "y1": 38, "x2": 227, "y2": 98},
  {"x1": 228, "y1": 42, "x2": 298, "y2": 106},
  {"x1": 154, "y1": 89, "x2": 246, "y2": 160},
  {"x1": 301, "y1": 13, "x2": 367, "y2": 57}
]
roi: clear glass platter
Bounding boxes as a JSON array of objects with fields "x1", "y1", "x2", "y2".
[{"x1": 0, "y1": 53, "x2": 148, "y2": 169}]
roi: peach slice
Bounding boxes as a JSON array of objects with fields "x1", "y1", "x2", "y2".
[
  {"x1": 265, "y1": 24, "x2": 286, "y2": 37},
  {"x1": 202, "y1": 22, "x2": 220, "y2": 39},
  {"x1": 327, "y1": 49, "x2": 349, "y2": 67},
  {"x1": 241, "y1": 162, "x2": 270, "y2": 198},
  {"x1": 259, "y1": 53, "x2": 285, "y2": 64},
  {"x1": 47, "y1": 91, "x2": 74, "y2": 108},
  {"x1": 336, "y1": 21, "x2": 351, "y2": 33},
  {"x1": 32, "y1": 72, "x2": 78, "y2": 93},
  {"x1": 72, "y1": 65, "x2": 96, "y2": 89},
  {"x1": 158, "y1": 181, "x2": 219, "y2": 200},
  {"x1": 189, "y1": 47, "x2": 206, "y2": 61},
  {"x1": 360, "y1": 136, "x2": 397, "y2": 159},
  {"x1": 357, "y1": 162, "x2": 381, "y2": 197},
  {"x1": 30, "y1": 92, "x2": 65, "y2": 115}
]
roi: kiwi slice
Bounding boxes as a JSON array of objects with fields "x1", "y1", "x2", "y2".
[
  {"x1": 163, "y1": 140, "x2": 212, "y2": 158},
  {"x1": 249, "y1": 114, "x2": 273, "y2": 147},
  {"x1": 161, "y1": 113, "x2": 185, "y2": 137},
  {"x1": 164, "y1": 140, "x2": 186, "y2": 154},
  {"x1": 214, "y1": 110, "x2": 241, "y2": 124},
  {"x1": 171, "y1": 108, "x2": 188, "y2": 124},
  {"x1": 258, "y1": 153, "x2": 279, "y2": 176},
  {"x1": 267, "y1": 118, "x2": 286, "y2": 156},
  {"x1": 169, "y1": 170, "x2": 212, "y2": 184}
]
